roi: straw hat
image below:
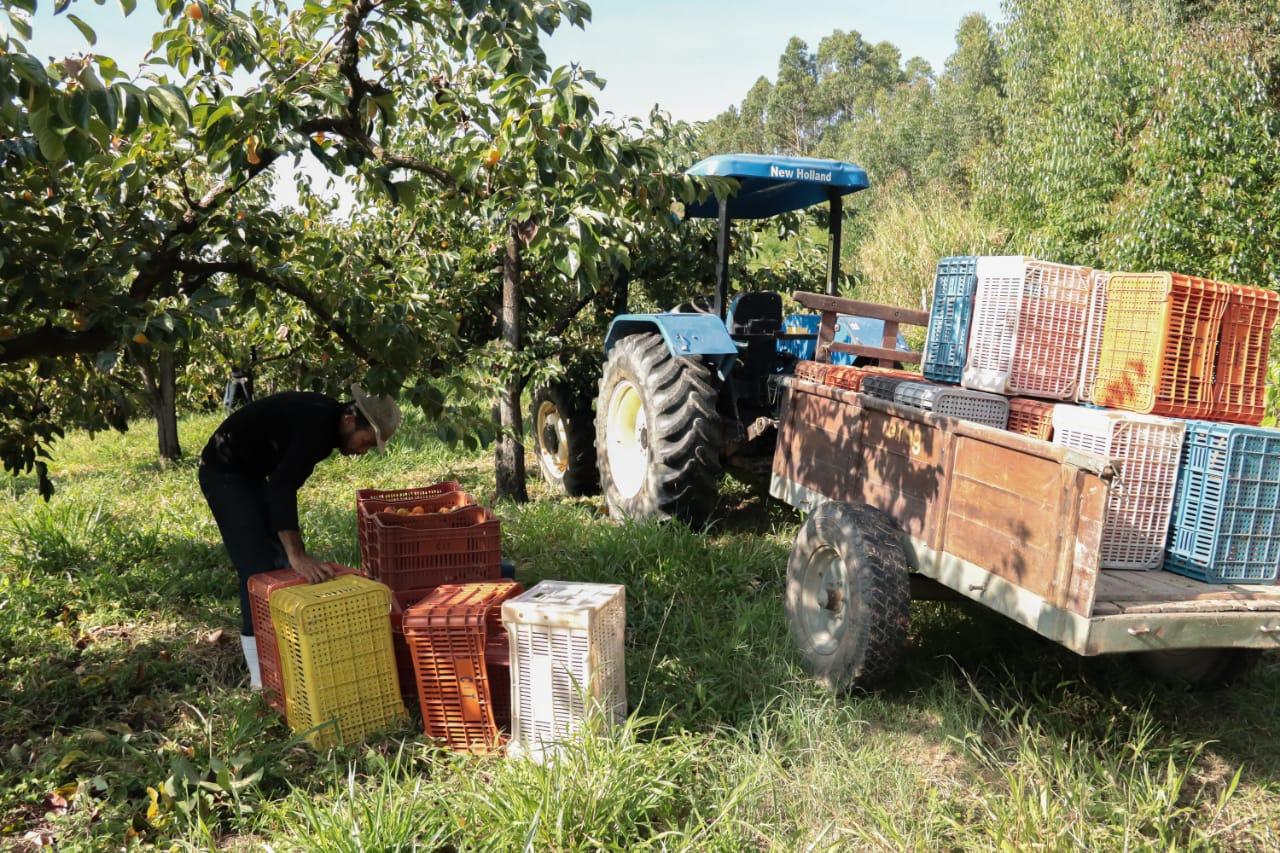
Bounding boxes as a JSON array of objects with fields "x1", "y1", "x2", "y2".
[{"x1": 350, "y1": 383, "x2": 402, "y2": 453}]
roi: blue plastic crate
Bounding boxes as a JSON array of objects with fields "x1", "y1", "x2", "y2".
[
  {"x1": 777, "y1": 313, "x2": 909, "y2": 366},
  {"x1": 921, "y1": 256, "x2": 978, "y2": 384},
  {"x1": 1165, "y1": 421, "x2": 1280, "y2": 584}
]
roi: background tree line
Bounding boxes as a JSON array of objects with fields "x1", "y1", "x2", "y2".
[{"x1": 702, "y1": 0, "x2": 1280, "y2": 379}]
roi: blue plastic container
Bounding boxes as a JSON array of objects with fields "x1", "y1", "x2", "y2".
[
  {"x1": 921, "y1": 256, "x2": 979, "y2": 384},
  {"x1": 1165, "y1": 421, "x2": 1280, "y2": 584},
  {"x1": 778, "y1": 313, "x2": 820, "y2": 360},
  {"x1": 778, "y1": 313, "x2": 909, "y2": 366}
]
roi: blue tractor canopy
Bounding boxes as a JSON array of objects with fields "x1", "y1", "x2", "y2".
[{"x1": 683, "y1": 154, "x2": 870, "y2": 220}]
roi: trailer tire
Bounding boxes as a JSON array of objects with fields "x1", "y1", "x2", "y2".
[
  {"x1": 596, "y1": 332, "x2": 723, "y2": 525},
  {"x1": 530, "y1": 383, "x2": 600, "y2": 497},
  {"x1": 786, "y1": 502, "x2": 911, "y2": 691},
  {"x1": 1132, "y1": 648, "x2": 1261, "y2": 690}
]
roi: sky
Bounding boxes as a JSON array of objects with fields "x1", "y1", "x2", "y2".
[{"x1": 22, "y1": 0, "x2": 1004, "y2": 123}]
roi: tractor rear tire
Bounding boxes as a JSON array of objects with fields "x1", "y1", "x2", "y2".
[
  {"x1": 786, "y1": 502, "x2": 911, "y2": 691},
  {"x1": 530, "y1": 383, "x2": 599, "y2": 497},
  {"x1": 596, "y1": 332, "x2": 722, "y2": 526}
]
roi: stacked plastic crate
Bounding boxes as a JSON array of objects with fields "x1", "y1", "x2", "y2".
[
  {"x1": 1165, "y1": 423, "x2": 1280, "y2": 584},
  {"x1": 270, "y1": 574, "x2": 407, "y2": 747},
  {"x1": 963, "y1": 256, "x2": 1092, "y2": 400},
  {"x1": 1091, "y1": 273, "x2": 1230, "y2": 418},
  {"x1": 248, "y1": 566, "x2": 360, "y2": 714},
  {"x1": 502, "y1": 581, "x2": 627, "y2": 762},
  {"x1": 402, "y1": 581, "x2": 524, "y2": 753},
  {"x1": 912, "y1": 254, "x2": 1280, "y2": 584},
  {"x1": 1052, "y1": 406, "x2": 1186, "y2": 570}
]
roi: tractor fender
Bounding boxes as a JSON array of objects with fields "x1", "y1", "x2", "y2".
[{"x1": 604, "y1": 313, "x2": 739, "y2": 375}]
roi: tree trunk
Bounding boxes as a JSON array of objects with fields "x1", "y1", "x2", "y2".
[
  {"x1": 495, "y1": 220, "x2": 528, "y2": 502},
  {"x1": 139, "y1": 348, "x2": 182, "y2": 462}
]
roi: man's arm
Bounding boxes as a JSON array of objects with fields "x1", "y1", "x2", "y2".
[
  {"x1": 278, "y1": 529, "x2": 334, "y2": 583},
  {"x1": 267, "y1": 431, "x2": 335, "y2": 583}
]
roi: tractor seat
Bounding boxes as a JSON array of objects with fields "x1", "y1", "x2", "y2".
[{"x1": 727, "y1": 292, "x2": 783, "y2": 338}]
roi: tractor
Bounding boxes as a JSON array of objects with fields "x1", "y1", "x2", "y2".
[{"x1": 529, "y1": 154, "x2": 908, "y2": 524}]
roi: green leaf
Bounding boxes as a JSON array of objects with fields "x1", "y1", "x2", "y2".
[
  {"x1": 119, "y1": 0, "x2": 137, "y2": 14},
  {"x1": 89, "y1": 87, "x2": 117, "y2": 129},
  {"x1": 148, "y1": 85, "x2": 189, "y2": 131},
  {"x1": 10, "y1": 54, "x2": 48, "y2": 87},
  {"x1": 55, "y1": 0, "x2": 74, "y2": 12},
  {"x1": 4, "y1": 10, "x2": 29, "y2": 41},
  {"x1": 28, "y1": 108, "x2": 67, "y2": 161},
  {"x1": 120, "y1": 89, "x2": 142, "y2": 134},
  {"x1": 67, "y1": 14, "x2": 97, "y2": 45}
]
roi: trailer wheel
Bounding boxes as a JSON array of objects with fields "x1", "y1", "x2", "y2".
[
  {"x1": 1132, "y1": 648, "x2": 1261, "y2": 690},
  {"x1": 530, "y1": 383, "x2": 599, "y2": 497},
  {"x1": 786, "y1": 502, "x2": 911, "y2": 690},
  {"x1": 596, "y1": 332, "x2": 723, "y2": 526}
]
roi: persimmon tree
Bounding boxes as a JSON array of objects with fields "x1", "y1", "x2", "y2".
[{"x1": 1, "y1": 0, "x2": 707, "y2": 498}]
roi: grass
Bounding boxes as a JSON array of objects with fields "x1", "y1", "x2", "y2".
[{"x1": 2, "y1": 410, "x2": 1280, "y2": 850}]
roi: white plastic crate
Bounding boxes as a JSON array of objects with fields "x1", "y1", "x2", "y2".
[
  {"x1": 893, "y1": 381, "x2": 1009, "y2": 429},
  {"x1": 502, "y1": 581, "x2": 626, "y2": 762},
  {"x1": 1051, "y1": 405, "x2": 1186, "y2": 570},
  {"x1": 1076, "y1": 271, "x2": 1110, "y2": 403},
  {"x1": 963, "y1": 256, "x2": 1091, "y2": 399}
]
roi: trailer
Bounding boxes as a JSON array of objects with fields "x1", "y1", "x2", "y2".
[{"x1": 769, "y1": 292, "x2": 1280, "y2": 690}]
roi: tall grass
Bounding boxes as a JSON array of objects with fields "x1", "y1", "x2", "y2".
[{"x1": 853, "y1": 181, "x2": 1008, "y2": 316}]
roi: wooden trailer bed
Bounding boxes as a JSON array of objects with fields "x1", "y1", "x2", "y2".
[{"x1": 769, "y1": 377, "x2": 1280, "y2": 656}]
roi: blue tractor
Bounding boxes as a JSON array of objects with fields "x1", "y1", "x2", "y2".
[{"x1": 530, "y1": 154, "x2": 908, "y2": 524}]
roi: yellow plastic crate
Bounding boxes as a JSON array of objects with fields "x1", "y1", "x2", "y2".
[{"x1": 270, "y1": 575, "x2": 406, "y2": 747}]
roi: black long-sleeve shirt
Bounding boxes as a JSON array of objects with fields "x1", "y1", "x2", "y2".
[{"x1": 200, "y1": 392, "x2": 342, "y2": 532}]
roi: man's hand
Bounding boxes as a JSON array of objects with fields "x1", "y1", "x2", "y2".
[{"x1": 291, "y1": 552, "x2": 335, "y2": 584}]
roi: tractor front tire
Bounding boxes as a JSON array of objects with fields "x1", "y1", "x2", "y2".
[
  {"x1": 530, "y1": 383, "x2": 599, "y2": 497},
  {"x1": 786, "y1": 502, "x2": 911, "y2": 691},
  {"x1": 596, "y1": 332, "x2": 722, "y2": 526}
]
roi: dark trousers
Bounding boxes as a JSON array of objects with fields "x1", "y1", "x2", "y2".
[{"x1": 199, "y1": 465, "x2": 289, "y2": 635}]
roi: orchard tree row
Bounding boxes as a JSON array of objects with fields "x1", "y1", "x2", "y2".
[{"x1": 1, "y1": 0, "x2": 740, "y2": 498}]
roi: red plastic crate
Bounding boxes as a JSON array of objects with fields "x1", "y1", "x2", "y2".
[
  {"x1": 1212, "y1": 284, "x2": 1279, "y2": 425},
  {"x1": 1005, "y1": 397, "x2": 1055, "y2": 441},
  {"x1": 365, "y1": 505, "x2": 502, "y2": 592},
  {"x1": 390, "y1": 589, "x2": 432, "y2": 710},
  {"x1": 247, "y1": 565, "x2": 360, "y2": 713},
  {"x1": 1093, "y1": 273, "x2": 1230, "y2": 418},
  {"x1": 825, "y1": 364, "x2": 920, "y2": 393},
  {"x1": 793, "y1": 360, "x2": 831, "y2": 384},
  {"x1": 355, "y1": 482, "x2": 464, "y2": 569},
  {"x1": 403, "y1": 581, "x2": 524, "y2": 753}
]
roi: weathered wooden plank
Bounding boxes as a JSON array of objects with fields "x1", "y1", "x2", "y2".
[
  {"x1": 815, "y1": 310, "x2": 838, "y2": 362},
  {"x1": 793, "y1": 291, "x2": 931, "y2": 326},
  {"x1": 827, "y1": 342, "x2": 924, "y2": 364}
]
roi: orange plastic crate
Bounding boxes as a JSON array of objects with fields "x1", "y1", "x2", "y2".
[
  {"x1": 355, "y1": 482, "x2": 464, "y2": 569},
  {"x1": 1212, "y1": 284, "x2": 1279, "y2": 425},
  {"x1": 247, "y1": 565, "x2": 360, "y2": 713},
  {"x1": 825, "y1": 364, "x2": 920, "y2": 392},
  {"x1": 1005, "y1": 397, "x2": 1055, "y2": 441},
  {"x1": 364, "y1": 505, "x2": 502, "y2": 592},
  {"x1": 1092, "y1": 273, "x2": 1230, "y2": 418},
  {"x1": 403, "y1": 581, "x2": 524, "y2": 753}
]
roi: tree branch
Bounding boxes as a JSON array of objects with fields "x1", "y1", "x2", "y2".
[
  {"x1": 173, "y1": 258, "x2": 377, "y2": 364},
  {"x1": 0, "y1": 325, "x2": 114, "y2": 364}
]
